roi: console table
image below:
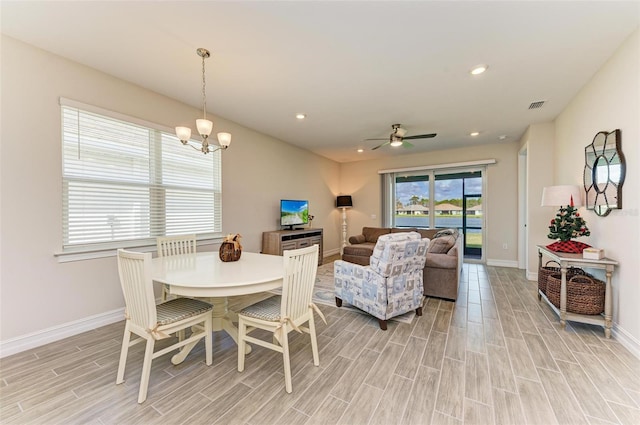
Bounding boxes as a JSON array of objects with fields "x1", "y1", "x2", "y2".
[
  {"x1": 537, "y1": 245, "x2": 618, "y2": 338},
  {"x1": 262, "y1": 228, "x2": 323, "y2": 265}
]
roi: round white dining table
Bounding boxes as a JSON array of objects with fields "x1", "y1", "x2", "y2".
[{"x1": 152, "y1": 251, "x2": 284, "y2": 363}]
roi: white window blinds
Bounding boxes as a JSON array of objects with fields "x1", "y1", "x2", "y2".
[{"x1": 61, "y1": 102, "x2": 222, "y2": 252}]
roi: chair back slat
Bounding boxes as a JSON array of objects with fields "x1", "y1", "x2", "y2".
[
  {"x1": 157, "y1": 234, "x2": 197, "y2": 257},
  {"x1": 117, "y1": 249, "x2": 157, "y2": 329},
  {"x1": 281, "y1": 245, "x2": 319, "y2": 322}
]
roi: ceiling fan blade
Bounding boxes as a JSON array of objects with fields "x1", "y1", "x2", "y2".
[
  {"x1": 402, "y1": 141, "x2": 414, "y2": 148},
  {"x1": 403, "y1": 133, "x2": 437, "y2": 140},
  {"x1": 371, "y1": 141, "x2": 390, "y2": 150}
]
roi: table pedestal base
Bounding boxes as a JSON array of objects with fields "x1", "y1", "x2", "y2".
[{"x1": 170, "y1": 296, "x2": 251, "y2": 365}]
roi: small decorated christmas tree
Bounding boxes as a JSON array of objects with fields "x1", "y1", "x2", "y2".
[
  {"x1": 547, "y1": 204, "x2": 590, "y2": 241},
  {"x1": 546, "y1": 198, "x2": 591, "y2": 253}
]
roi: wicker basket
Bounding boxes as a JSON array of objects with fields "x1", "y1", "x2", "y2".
[
  {"x1": 546, "y1": 274, "x2": 605, "y2": 315},
  {"x1": 537, "y1": 262, "x2": 589, "y2": 295},
  {"x1": 538, "y1": 261, "x2": 561, "y2": 294}
]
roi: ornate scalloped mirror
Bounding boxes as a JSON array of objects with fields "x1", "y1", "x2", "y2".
[{"x1": 583, "y1": 129, "x2": 625, "y2": 216}]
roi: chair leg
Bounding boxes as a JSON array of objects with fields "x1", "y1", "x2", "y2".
[
  {"x1": 116, "y1": 324, "x2": 131, "y2": 384},
  {"x1": 281, "y1": 328, "x2": 292, "y2": 393},
  {"x1": 137, "y1": 338, "x2": 155, "y2": 404},
  {"x1": 335, "y1": 297, "x2": 342, "y2": 307},
  {"x1": 204, "y1": 315, "x2": 213, "y2": 366},
  {"x1": 308, "y1": 312, "x2": 320, "y2": 366},
  {"x1": 416, "y1": 307, "x2": 423, "y2": 316},
  {"x1": 237, "y1": 317, "x2": 246, "y2": 372},
  {"x1": 378, "y1": 319, "x2": 388, "y2": 331}
]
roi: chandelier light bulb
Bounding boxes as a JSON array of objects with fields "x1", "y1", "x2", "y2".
[
  {"x1": 196, "y1": 119, "x2": 213, "y2": 137},
  {"x1": 175, "y1": 126, "x2": 192, "y2": 142},
  {"x1": 217, "y1": 132, "x2": 232, "y2": 147}
]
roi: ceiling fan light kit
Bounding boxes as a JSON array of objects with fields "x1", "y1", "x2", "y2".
[{"x1": 390, "y1": 138, "x2": 403, "y2": 147}]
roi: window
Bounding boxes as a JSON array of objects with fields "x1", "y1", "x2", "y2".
[
  {"x1": 61, "y1": 99, "x2": 222, "y2": 253},
  {"x1": 380, "y1": 160, "x2": 494, "y2": 261}
]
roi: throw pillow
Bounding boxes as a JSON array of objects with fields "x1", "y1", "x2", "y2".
[
  {"x1": 434, "y1": 228, "x2": 458, "y2": 239},
  {"x1": 427, "y1": 235, "x2": 455, "y2": 254}
]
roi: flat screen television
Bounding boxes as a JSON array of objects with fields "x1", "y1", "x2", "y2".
[{"x1": 280, "y1": 199, "x2": 309, "y2": 229}]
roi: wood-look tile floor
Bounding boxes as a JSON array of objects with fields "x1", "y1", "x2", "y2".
[{"x1": 2, "y1": 263, "x2": 640, "y2": 425}]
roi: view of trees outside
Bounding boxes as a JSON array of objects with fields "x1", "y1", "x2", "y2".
[{"x1": 395, "y1": 177, "x2": 482, "y2": 209}]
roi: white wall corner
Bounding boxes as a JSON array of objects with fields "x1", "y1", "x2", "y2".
[{"x1": 0, "y1": 308, "x2": 125, "y2": 359}]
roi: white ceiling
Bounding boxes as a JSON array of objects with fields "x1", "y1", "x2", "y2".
[{"x1": 2, "y1": 1, "x2": 638, "y2": 163}]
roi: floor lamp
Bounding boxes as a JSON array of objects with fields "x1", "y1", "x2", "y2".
[{"x1": 336, "y1": 195, "x2": 353, "y2": 255}]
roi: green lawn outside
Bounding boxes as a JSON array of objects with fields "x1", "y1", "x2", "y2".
[{"x1": 466, "y1": 232, "x2": 482, "y2": 249}]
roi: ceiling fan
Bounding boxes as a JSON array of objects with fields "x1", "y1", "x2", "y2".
[{"x1": 368, "y1": 124, "x2": 437, "y2": 150}]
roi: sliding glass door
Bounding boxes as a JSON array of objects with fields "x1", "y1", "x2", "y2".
[
  {"x1": 386, "y1": 168, "x2": 484, "y2": 261},
  {"x1": 463, "y1": 194, "x2": 482, "y2": 259}
]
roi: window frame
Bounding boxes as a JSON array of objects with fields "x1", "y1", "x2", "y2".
[{"x1": 56, "y1": 98, "x2": 223, "y2": 262}]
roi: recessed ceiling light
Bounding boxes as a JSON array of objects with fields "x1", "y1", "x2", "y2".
[
  {"x1": 499, "y1": 135, "x2": 508, "y2": 140},
  {"x1": 295, "y1": 113, "x2": 306, "y2": 120},
  {"x1": 470, "y1": 132, "x2": 480, "y2": 137},
  {"x1": 470, "y1": 65, "x2": 488, "y2": 75},
  {"x1": 357, "y1": 148, "x2": 364, "y2": 153}
]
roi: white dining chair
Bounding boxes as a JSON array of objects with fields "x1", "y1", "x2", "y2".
[
  {"x1": 116, "y1": 249, "x2": 213, "y2": 403},
  {"x1": 157, "y1": 234, "x2": 196, "y2": 301},
  {"x1": 237, "y1": 244, "x2": 326, "y2": 393}
]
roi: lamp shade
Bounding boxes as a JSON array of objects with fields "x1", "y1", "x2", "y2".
[
  {"x1": 336, "y1": 195, "x2": 353, "y2": 208},
  {"x1": 217, "y1": 132, "x2": 232, "y2": 147},
  {"x1": 196, "y1": 119, "x2": 213, "y2": 137},
  {"x1": 175, "y1": 126, "x2": 192, "y2": 142},
  {"x1": 541, "y1": 185, "x2": 584, "y2": 207}
]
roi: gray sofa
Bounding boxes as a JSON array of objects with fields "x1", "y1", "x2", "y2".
[{"x1": 342, "y1": 227, "x2": 463, "y2": 301}]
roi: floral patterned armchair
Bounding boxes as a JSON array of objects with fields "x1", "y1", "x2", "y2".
[{"x1": 334, "y1": 232, "x2": 429, "y2": 330}]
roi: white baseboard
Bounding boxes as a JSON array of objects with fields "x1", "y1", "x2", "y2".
[
  {"x1": 526, "y1": 271, "x2": 538, "y2": 281},
  {"x1": 0, "y1": 308, "x2": 125, "y2": 359},
  {"x1": 323, "y1": 248, "x2": 340, "y2": 258},
  {"x1": 486, "y1": 259, "x2": 519, "y2": 268},
  {"x1": 612, "y1": 323, "x2": 640, "y2": 360}
]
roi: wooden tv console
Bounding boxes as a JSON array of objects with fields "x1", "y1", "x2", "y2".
[{"x1": 262, "y1": 228, "x2": 323, "y2": 265}]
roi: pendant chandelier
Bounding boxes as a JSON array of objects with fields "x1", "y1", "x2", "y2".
[{"x1": 175, "y1": 48, "x2": 231, "y2": 154}]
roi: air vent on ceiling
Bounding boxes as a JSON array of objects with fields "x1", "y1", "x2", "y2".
[{"x1": 528, "y1": 100, "x2": 546, "y2": 109}]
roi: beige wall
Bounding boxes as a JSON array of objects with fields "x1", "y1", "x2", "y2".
[
  {"x1": 554, "y1": 30, "x2": 640, "y2": 345},
  {"x1": 0, "y1": 36, "x2": 340, "y2": 341},
  {"x1": 339, "y1": 142, "x2": 521, "y2": 265},
  {"x1": 518, "y1": 123, "x2": 557, "y2": 277}
]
